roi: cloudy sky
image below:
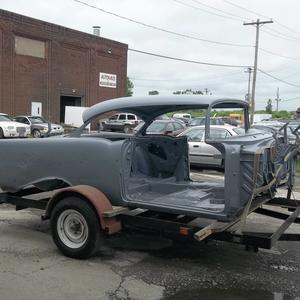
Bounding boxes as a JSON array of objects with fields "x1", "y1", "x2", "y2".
[{"x1": 1, "y1": 0, "x2": 300, "y2": 111}]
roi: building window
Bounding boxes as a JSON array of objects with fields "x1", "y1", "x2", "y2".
[{"x1": 15, "y1": 36, "x2": 45, "y2": 58}]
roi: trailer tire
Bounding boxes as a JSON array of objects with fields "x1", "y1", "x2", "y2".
[{"x1": 51, "y1": 196, "x2": 103, "y2": 259}]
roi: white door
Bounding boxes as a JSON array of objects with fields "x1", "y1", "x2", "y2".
[{"x1": 31, "y1": 102, "x2": 42, "y2": 116}]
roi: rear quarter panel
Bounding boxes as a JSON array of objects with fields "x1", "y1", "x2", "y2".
[{"x1": 0, "y1": 137, "x2": 125, "y2": 205}]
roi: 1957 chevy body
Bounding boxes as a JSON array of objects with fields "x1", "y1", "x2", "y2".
[{"x1": 0, "y1": 96, "x2": 298, "y2": 222}]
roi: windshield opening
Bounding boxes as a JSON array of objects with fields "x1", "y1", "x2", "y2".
[{"x1": 0, "y1": 115, "x2": 12, "y2": 122}]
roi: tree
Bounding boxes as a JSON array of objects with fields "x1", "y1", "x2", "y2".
[
  {"x1": 126, "y1": 77, "x2": 134, "y2": 97},
  {"x1": 148, "y1": 90, "x2": 159, "y2": 95},
  {"x1": 265, "y1": 99, "x2": 273, "y2": 114},
  {"x1": 173, "y1": 89, "x2": 203, "y2": 95}
]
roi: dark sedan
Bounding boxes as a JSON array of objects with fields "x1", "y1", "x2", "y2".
[{"x1": 146, "y1": 119, "x2": 185, "y2": 136}]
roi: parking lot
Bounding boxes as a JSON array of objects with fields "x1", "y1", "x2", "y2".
[{"x1": 0, "y1": 169, "x2": 299, "y2": 300}]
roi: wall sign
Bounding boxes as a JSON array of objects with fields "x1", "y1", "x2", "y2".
[{"x1": 99, "y1": 72, "x2": 117, "y2": 88}]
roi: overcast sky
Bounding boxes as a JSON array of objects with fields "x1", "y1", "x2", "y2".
[{"x1": 1, "y1": 0, "x2": 300, "y2": 111}]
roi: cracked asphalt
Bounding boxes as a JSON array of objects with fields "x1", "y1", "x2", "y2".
[{"x1": 0, "y1": 170, "x2": 300, "y2": 299}]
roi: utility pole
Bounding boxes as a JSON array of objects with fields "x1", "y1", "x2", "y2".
[
  {"x1": 245, "y1": 67, "x2": 252, "y2": 102},
  {"x1": 275, "y1": 87, "x2": 281, "y2": 112},
  {"x1": 244, "y1": 19, "x2": 273, "y2": 124}
]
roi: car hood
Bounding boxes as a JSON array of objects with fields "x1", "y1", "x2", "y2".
[
  {"x1": 1, "y1": 121, "x2": 30, "y2": 128},
  {"x1": 82, "y1": 96, "x2": 248, "y2": 123},
  {"x1": 34, "y1": 123, "x2": 61, "y2": 129}
]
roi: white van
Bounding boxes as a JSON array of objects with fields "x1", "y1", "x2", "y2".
[{"x1": 173, "y1": 113, "x2": 192, "y2": 120}]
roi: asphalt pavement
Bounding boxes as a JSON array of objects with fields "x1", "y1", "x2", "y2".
[{"x1": 0, "y1": 169, "x2": 299, "y2": 300}]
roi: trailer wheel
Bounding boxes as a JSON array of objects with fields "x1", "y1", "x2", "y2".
[{"x1": 51, "y1": 196, "x2": 102, "y2": 259}]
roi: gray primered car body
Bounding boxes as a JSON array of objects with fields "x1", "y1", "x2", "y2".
[{"x1": 0, "y1": 96, "x2": 298, "y2": 221}]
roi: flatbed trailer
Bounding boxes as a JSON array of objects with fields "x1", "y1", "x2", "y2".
[{"x1": 1, "y1": 185, "x2": 300, "y2": 257}]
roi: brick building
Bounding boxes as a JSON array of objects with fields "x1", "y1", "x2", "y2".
[{"x1": 0, "y1": 9, "x2": 128, "y2": 122}]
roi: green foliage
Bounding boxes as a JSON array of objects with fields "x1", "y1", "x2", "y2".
[
  {"x1": 148, "y1": 90, "x2": 159, "y2": 95},
  {"x1": 126, "y1": 77, "x2": 134, "y2": 97},
  {"x1": 271, "y1": 110, "x2": 293, "y2": 119},
  {"x1": 173, "y1": 89, "x2": 203, "y2": 95},
  {"x1": 265, "y1": 99, "x2": 273, "y2": 114}
]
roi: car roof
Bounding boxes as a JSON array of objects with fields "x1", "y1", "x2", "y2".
[
  {"x1": 83, "y1": 96, "x2": 248, "y2": 123},
  {"x1": 185, "y1": 125, "x2": 237, "y2": 130},
  {"x1": 0, "y1": 113, "x2": 8, "y2": 116}
]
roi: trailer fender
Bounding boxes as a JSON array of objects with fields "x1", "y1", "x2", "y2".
[{"x1": 44, "y1": 185, "x2": 121, "y2": 235}]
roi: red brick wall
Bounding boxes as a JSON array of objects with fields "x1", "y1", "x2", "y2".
[{"x1": 0, "y1": 9, "x2": 128, "y2": 122}]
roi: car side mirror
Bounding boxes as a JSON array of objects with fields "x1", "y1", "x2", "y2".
[{"x1": 165, "y1": 130, "x2": 173, "y2": 135}]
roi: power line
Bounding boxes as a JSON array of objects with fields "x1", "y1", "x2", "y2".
[
  {"x1": 171, "y1": 0, "x2": 244, "y2": 22},
  {"x1": 128, "y1": 48, "x2": 251, "y2": 68},
  {"x1": 223, "y1": 0, "x2": 300, "y2": 39},
  {"x1": 72, "y1": 0, "x2": 251, "y2": 47},
  {"x1": 223, "y1": 0, "x2": 269, "y2": 19},
  {"x1": 171, "y1": 0, "x2": 241, "y2": 21},
  {"x1": 190, "y1": 0, "x2": 248, "y2": 21},
  {"x1": 258, "y1": 69, "x2": 300, "y2": 88},
  {"x1": 261, "y1": 28, "x2": 300, "y2": 43},
  {"x1": 282, "y1": 96, "x2": 300, "y2": 102},
  {"x1": 130, "y1": 70, "x2": 242, "y2": 82},
  {"x1": 171, "y1": 0, "x2": 300, "y2": 62},
  {"x1": 259, "y1": 48, "x2": 300, "y2": 61}
]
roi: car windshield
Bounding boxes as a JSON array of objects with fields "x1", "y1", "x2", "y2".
[
  {"x1": 232, "y1": 127, "x2": 246, "y2": 135},
  {"x1": 0, "y1": 115, "x2": 12, "y2": 122},
  {"x1": 28, "y1": 116, "x2": 46, "y2": 124},
  {"x1": 147, "y1": 122, "x2": 166, "y2": 132},
  {"x1": 190, "y1": 118, "x2": 205, "y2": 126}
]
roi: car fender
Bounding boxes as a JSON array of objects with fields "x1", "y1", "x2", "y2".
[{"x1": 44, "y1": 185, "x2": 121, "y2": 235}]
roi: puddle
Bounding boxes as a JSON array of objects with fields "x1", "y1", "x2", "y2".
[{"x1": 164, "y1": 288, "x2": 299, "y2": 300}]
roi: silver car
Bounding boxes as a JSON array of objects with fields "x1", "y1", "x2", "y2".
[
  {"x1": 14, "y1": 116, "x2": 64, "y2": 138},
  {"x1": 179, "y1": 125, "x2": 245, "y2": 167}
]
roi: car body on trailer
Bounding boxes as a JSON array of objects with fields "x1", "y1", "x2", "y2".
[
  {"x1": 13, "y1": 115, "x2": 64, "y2": 138},
  {"x1": 0, "y1": 113, "x2": 31, "y2": 138},
  {"x1": 0, "y1": 96, "x2": 299, "y2": 258}
]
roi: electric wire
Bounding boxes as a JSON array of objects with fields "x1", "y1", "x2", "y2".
[
  {"x1": 130, "y1": 70, "x2": 242, "y2": 82},
  {"x1": 129, "y1": 48, "x2": 251, "y2": 68},
  {"x1": 258, "y1": 69, "x2": 300, "y2": 89},
  {"x1": 223, "y1": 0, "x2": 300, "y2": 39},
  {"x1": 72, "y1": 0, "x2": 251, "y2": 47},
  {"x1": 171, "y1": 0, "x2": 244, "y2": 22},
  {"x1": 170, "y1": 0, "x2": 300, "y2": 60},
  {"x1": 259, "y1": 48, "x2": 300, "y2": 61}
]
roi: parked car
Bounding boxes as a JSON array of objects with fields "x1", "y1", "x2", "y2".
[
  {"x1": 13, "y1": 116, "x2": 64, "y2": 138},
  {"x1": 173, "y1": 113, "x2": 192, "y2": 120},
  {"x1": 221, "y1": 117, "x2": 241, "y2": 127},
  {"x1": 0, "y1": 96, "x2": 298, "y2": 258},
  {"x1": 145, "y1": 119, "x2": 185, "y2": 136},
  {"x1": 178, "y1": 125, "x2": 245, "y2": 167},
  {"x1": 103, "y1": 113, "x2": 141, "y2": 133},
  {"x1": 189, "y1": 117, "x2": 225, "y2": 127},
  {"x1": 0, "y1": 113, "x2": 30, "y2": 138},
  {"x1": 173, "y1": 113, "x2": 192, "y2": 125}
]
